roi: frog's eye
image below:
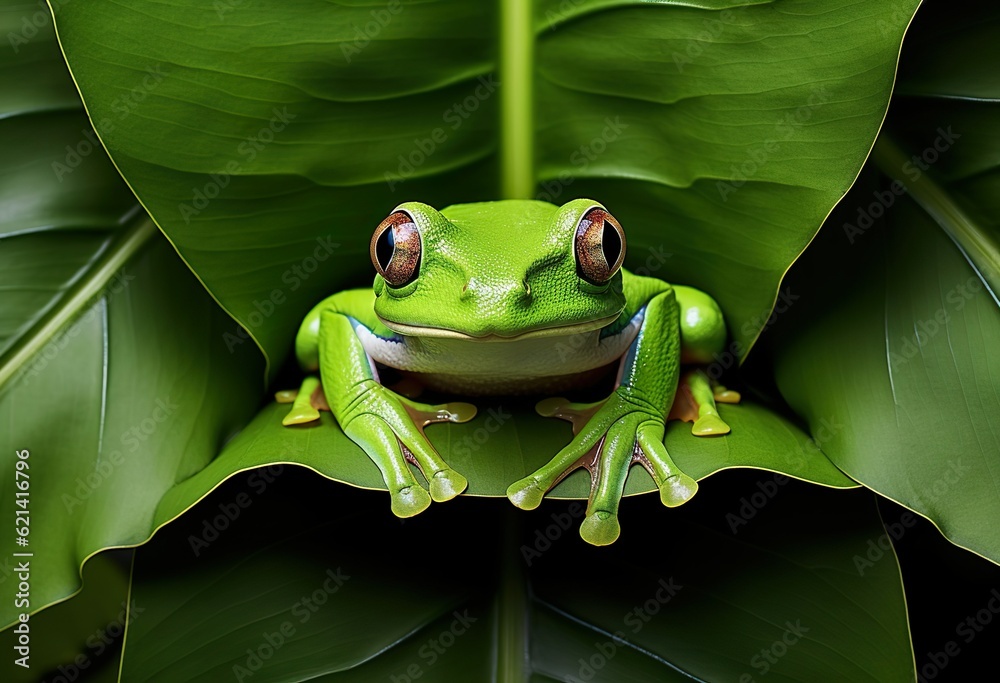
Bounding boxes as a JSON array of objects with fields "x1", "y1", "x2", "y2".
[
  {"x1": 370, "y1": 211, "x2": 421, "y2": 287},
  {"x1": 574, "y1": 208, "x2": 626, "y2": 285}
]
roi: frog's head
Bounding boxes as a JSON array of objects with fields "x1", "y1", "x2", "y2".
[{"x1": 369, "y1": 198, "x2": 627, "y2": 340}]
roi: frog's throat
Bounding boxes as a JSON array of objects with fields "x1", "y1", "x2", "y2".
[{"x1": 377, "y1": 313, "x2": 622, "y2": 342}]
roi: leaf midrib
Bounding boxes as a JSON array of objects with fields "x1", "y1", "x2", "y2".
[
  {"x1": 0, "y1": 213, "x2": 156, "y2": 390},
  {"x1": 872, "y1": 136, "x2": 1000, "y2": 306}
]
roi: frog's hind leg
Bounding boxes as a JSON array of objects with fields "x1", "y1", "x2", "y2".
[
  {"x1": 676, "y1": 369, "x2": 738, "y2": 436},
  {"x1": 279, "y1": 375, "x2": 323, "y2": 426}
]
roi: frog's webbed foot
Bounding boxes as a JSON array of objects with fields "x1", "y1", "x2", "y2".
[
  {"x1": 279, "y1": 377, "x2": 473, "y2": 516},
  {"x1": 672, "y1": 369, "x2": 739, "y2": 437},
  {"x1": 507, "y1": 394, "x2": 698, "y2": 546},
  {"x1": 344, "y1": 385, "x2": 475, "y2": 517},
  {"x1": 278, "y1": 376, "x2": 327, "y2": 426}
]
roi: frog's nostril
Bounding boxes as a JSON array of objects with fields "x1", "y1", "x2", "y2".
[{"x1": 460, "y1": 281, "x2": 471, "y2": 299}]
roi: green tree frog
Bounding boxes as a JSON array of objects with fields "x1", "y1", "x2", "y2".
[{"x1": 279, "y1": 199, "x2": 738, "y2": 545}]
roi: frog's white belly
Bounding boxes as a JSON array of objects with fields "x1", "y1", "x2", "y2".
[{"x1": 356, "y1": 311, "x2": 643, "y2": 395}]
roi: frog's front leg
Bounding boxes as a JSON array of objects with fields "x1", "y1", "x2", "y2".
[
  {"x1": 507, "y1": 287, "x2": 697, "y2": 546},
  {"x1": 289, "y1": 304, "x2": 474, "y2": 517}
]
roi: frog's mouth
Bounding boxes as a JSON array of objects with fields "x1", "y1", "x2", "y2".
[{"x1": 377, "y1": 313, "x2": 621, "y2": 341}]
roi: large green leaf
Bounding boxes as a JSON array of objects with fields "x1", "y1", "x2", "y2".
[
  {"x1": 120, "y1": 470, "x2": 914, "y2": 681},
  {"x1": 0, "y1": 0, "x2": 135, "y2": 367},
  {"x1": 0, "y1": 0, "x2": 264, "y2": 629},
  {"x1": 871, "y1": 0, "x2": 1000, "y2": 354},
  {"x1": 1, "y1": 552, "x2": 130, "y2": 683},
  {"x1": 875, "y1": 0, "x2": 1000, "y2": 294},
  {"x1": 0, "y1": 234, "x2": 264, "y2": 630},
  {"x1": 775, "y1": 194, "x2": 1000, "y2": 562},
  {"x1": 49, "y1": 0, "x2": 920, "y2": 374},
  {"x1": 773, "y1": 0, "x2": 1000, "y2": 564}
]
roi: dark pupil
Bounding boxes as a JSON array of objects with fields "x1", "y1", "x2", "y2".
[
  {"x1": 601, "y1": 221, "x2": 622, "y2": 268},
  {"x1": 375, "y1": 226, "x2": 395, "y2": 270}
]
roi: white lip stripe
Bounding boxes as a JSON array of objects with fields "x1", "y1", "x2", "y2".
[
  {"x1": 377, "y1": 312, "x2": 624, "y2": 342},
  {"x1": 357, "y1": 310, "x2": 644, "y2": 389}
]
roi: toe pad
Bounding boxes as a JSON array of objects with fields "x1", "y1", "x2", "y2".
[
  {"x1": 660, "y1": 474, "x2": 698, "y2": 507},
  {"x1": 430, "y1": 469, "x2": 468, "y2": 502},
  {"x1": 506, "y1": 478, "x2": 546, "y2": 510},
  {"x1": 580, "y1": 511, "x2": 621, "y2": 546},
  {"x1": 692, "y1": 414, "x2": 730, "y2": 436},
  {"x1": 391, "y1": 485, "x2": 432, "y2": 518}
]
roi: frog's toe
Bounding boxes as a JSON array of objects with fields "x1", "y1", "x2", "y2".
[
  {"x1": 506, "y1": 477, "x2": 547, "y2": 510},
  {"x1": 659, "y1": 473, "x2": 698, "y2": 508},
  {"x1": 535, "y1": 397, "x2": 570, "y2": 417},
  {"x1": 692, "y1": 413, "x2": 730, "y2": 436},
  {"x1": 429, "y1": 469, "x2": 468, "y2": 502},
  {"x1": 401, "y1": 398, "x2": 477, "y2": 426},
  {"x1": 713, "y1": 389, "x2": 741, "y2": 404},
  {"x1": 636, "y1": 424, "x2": 699, "y2": 509},
  {"x1": 390, "y1": 484, "x2": 432, "y2": 518},
  {"x1": 507, "y1": 424, "x2": 603, "y2": 510},
  {"x1": 282, "y1": 406, "x2": 321, "y2": 426},
  {"x1": 281, "y1": 376, "x2": 323, "y2": 426},
  {"x1": 274, "y1": 389, "x2": 298, "y2": 404},
  {"x1": 442, "y1": 401, "x2": 477, "y2": 424},
  {"x1": 580, "y1": 510, "x2": 621, "y2": 546}
]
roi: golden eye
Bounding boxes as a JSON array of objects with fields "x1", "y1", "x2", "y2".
[
  {"x1": 574, "y1": 208, "x2": 626, "y2": 285},
  {"x1": 370, "y1": 211, "x2": 421, "y2": 287}
]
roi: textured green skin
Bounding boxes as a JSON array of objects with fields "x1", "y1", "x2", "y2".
[
  {"x1": 374, "y1": 199, "x2": 625, "y2": 337},
  {"x1": 289, "y1": 199, "x2": 730, "y2": 545}
]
